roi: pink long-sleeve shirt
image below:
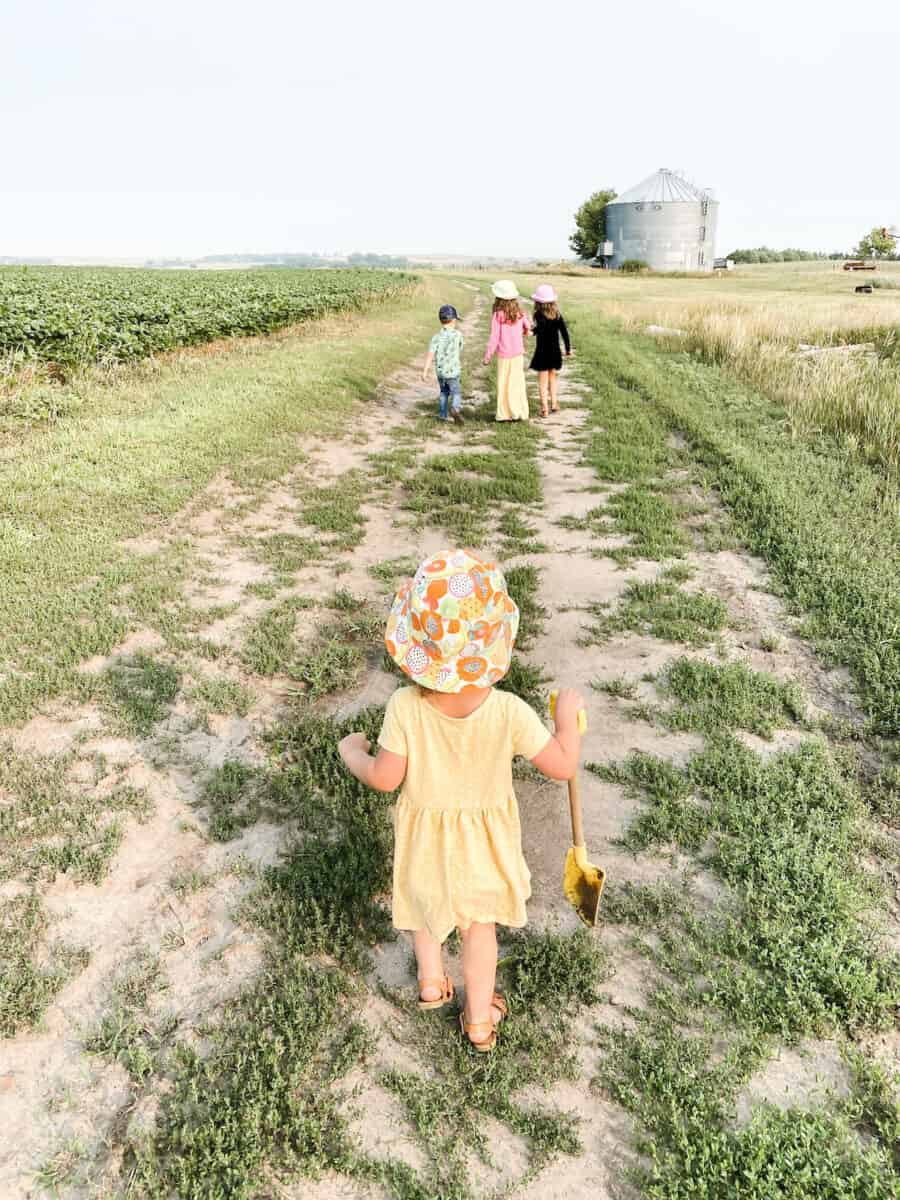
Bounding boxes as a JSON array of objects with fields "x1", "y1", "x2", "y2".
[{"x1": 484, "y1": 310, "x2": 531, "y2": 361}]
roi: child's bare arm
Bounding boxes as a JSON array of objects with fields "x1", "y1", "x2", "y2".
[
  {"x1": 530, "y1": 688, "x2": 584, "y2": 780},
  {"x1": 422, "y1": 351, "x2": 436, "y2": 382},
  {"x1": 339, "y1": 732, "x2": 407, "y2": 793}
]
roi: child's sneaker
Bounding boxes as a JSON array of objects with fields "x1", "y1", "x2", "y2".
[{"x1": 451, "y1": 409, "x2": 464, "y2": 425}]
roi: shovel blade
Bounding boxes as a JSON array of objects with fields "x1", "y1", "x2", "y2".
[{"x1": 563, "y1": 847, "x2": 605, "y2": 927}]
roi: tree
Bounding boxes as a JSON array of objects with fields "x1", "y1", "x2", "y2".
[
  {"x1": 855, "y1": 227, "x2": 897, "y2": 259},
  {"x1": 570, "y1": 189, "x2": 617, "y2": 259}
]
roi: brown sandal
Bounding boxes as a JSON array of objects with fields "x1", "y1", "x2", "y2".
[
  {"x1": 417, "y1": 975, "x2": 454, "y2": 1011},
  {"x1": 460, "y1": 993, "x2": 508, "y2": 1052}
]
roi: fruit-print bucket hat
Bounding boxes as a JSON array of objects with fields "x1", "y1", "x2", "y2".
[
  {"x1": 385, "y1": 549, "x2": 520, "y2": 693},
  {"x1": 491, "y1": 279, "x2": 519, "y2": 300}
]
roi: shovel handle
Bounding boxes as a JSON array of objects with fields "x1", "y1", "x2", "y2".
[
  {"x1": 568, "y1": 771, "x2": 586, "y2": 849},
  {"x1": 549, "y1": 691, "x2": 588, "y2": 845}
]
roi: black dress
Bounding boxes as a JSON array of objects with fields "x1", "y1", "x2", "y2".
[{"x1": 529, "y1": 313, "x2": 570, "y2": 371}]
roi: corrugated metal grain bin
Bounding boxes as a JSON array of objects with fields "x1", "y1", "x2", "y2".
[{"x1": 606, "y1": 168, "x2": 718, "y2": 272}]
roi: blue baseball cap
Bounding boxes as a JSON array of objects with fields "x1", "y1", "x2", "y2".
[{"x1": 438, "y1": 304, "x2": 461, "y2": 322}]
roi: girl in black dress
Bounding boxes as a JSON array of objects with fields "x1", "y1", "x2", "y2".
[{"x1": 529, "y1": 284, "x2": 571, "y2": 417}]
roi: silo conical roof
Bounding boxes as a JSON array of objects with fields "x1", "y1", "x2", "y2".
[{"x1": 613, "y1": 168, "x2": 710, "y2": 204}]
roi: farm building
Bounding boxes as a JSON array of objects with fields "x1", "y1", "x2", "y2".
[{"x1": 605, "y1": 168, "x2": 718, "y2": 272}]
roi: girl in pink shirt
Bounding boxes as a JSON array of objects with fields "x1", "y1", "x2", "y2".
[{"x1": 483, "y1": 280, "x2": 531, "y2": 422}]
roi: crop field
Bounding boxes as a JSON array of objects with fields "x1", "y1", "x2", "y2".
[
  {"x1": 0, "y1": 266, "x2": 416, "y2": 369},
  {"x1": 0, "y1": 265, "x2": 898, "y2": 1200}
]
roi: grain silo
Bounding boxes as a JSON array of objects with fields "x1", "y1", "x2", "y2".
[{"x1": 605, "y1": 168, "x2": 718, "y2": 271}]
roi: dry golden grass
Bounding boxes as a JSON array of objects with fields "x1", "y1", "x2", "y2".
[{"x1": 513, "y1": 262, "x2": 900, "y2": 472}]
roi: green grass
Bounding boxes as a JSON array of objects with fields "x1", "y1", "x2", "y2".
[
  {"x1": 239, "y1": 595, "x2": 315, "y2": 676},
  {"x1": 298, "y1": 470, "x2": 368, "y2": 548},
  {"x1": 368, "y1": 555, "x2": 419, "y2": 589},
  {"x1": 592, "y1": 736, "x2": 899, "y2": 1037},
  {"x1": 189, "y1": 674, "x2": 254, "y2": 719},
  {"x1": 592, "y1": 675, "x2": 640, "y2": 700},
  {"x1": 498, "y1": 509, "x2": 547, "y2": 555},
  {"x1": 605, "y1": 486, "x2": 690, "y2": 562},
  {"x1": 405, "y1": 424, "x2": 543, "y2": 544},
  {"x1": 102, "y1": 652, "x2": 181, "y2": 734},
  {"x1": 504, "y1": 562, "x2": 546, "y2": 648},
  {"x1": 584, "y1": 577, "x2": 728, "y2": 646},
  {"x1": 250, "y1": 532, "x2": 323, "y2": 575},
  {"x1": 287, "y1": 606, "x2": 382, "y2": 699},
  {"x1": 0, "y1": 742, "x2": 151, "y2": 885},
  {"x1": 0, "y1": 277, "x2": 461, "y2": 724},
  {"x1": 85, "y1": 951, "x2": 169, "y2": 1080},
  {"x1": 125, "y1": 958, "x2": 367, "y2": 1199},
  {"x1": 597, "y1": 1013, "x2": 900, "y2": 1200},
  {"x1": 568, "y1": 307, "x2": 900, "y2": 734},
  {"x1": 0, "y1": 894, "x2": 89, "y2": 1037},
  {"x1": 655, "y1": 656, "x2": 806, "y2": 737},
  {"x1": 199, "y1": 760, "x2": 274, "y2": 842},
  {"x1": 0, "y1": 743, "x2": 151, "y2": 1036}
]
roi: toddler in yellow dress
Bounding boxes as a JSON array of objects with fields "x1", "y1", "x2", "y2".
[{"x1": 339, "y1": 549, "x2": 584, "y2": 1051}]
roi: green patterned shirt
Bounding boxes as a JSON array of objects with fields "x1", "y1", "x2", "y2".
[{"x1": 429, "y1": 326, "x2": 464, "y2": 379}]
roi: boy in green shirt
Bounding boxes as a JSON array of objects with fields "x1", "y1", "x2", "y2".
[{"x1": 423, "y1": 304, "x2": 464, "y2": 425}]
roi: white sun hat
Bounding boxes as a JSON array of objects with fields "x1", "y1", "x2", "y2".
[{"x1": 491, "y1": 279, "x2": 519, "y2": 299}]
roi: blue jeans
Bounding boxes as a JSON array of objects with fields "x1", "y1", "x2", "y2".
[{"x1": 437, "y1": 375, "x2": 462, "y2": 419}]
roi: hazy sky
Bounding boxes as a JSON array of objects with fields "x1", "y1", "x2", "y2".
[{"x1": 2, "y1": 0, "x2": 898, "y2": 259}]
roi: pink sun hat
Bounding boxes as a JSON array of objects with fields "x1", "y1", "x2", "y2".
[{"x1": 531, "y1": 284, "x2": 558, "y2": 303}]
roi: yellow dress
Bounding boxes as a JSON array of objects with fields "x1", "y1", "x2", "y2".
[
  {"x1": 378, "y1": 686, "x2": 551, "y2": 942},
  {"x1": 495, "y1": 355, "x2": 529, "y2": 421}
]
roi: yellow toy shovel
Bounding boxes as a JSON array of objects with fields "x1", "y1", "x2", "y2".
[{"x1": 549, "y1": 691, "x2": 605, "y2": 927}]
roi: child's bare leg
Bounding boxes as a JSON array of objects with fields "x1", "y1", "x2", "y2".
[
  {"x1": 538, "y1": 371, "x2": 549, "y2": 414},
  {"x1": 549, "y1": 370, "x2": 559, "y2": 410},
  {"x1": 413, "y1": 929, "x2": 445, "y2": 1001},
  {"x1": 460, "y1": 921, "x2": 502, "y2": 1042}
]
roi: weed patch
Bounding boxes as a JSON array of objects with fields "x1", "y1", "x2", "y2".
[
  {"x1": 584, "y1": 578, "x2": 727, "y2": 647},
  {"x1": 239, "y1": 595, "x2": 314, "y2": 676},
  {"x1": 0, "y1": 743, "x2": 151, "y2": 885},
  {"x1": 657, "y1": 656, "x2": 805, "y2": 736},
  {"x1": 0, "y1": 894, "x2": 88, "y2": 1037},
  {"x1": 189, "y1": 674, "x2": 253, "y2": 718},
  {"x1": 125, "y1": 959, "x2": 366, "y2": 1198},
  {"x1": 200, "y1": 760, "x2": 270, "y2": 841},
  {"x1": 299, "y1": 471, "x2": 367, "y2": 548},
  {"x1": 251, "y1": 532, "x2": 323, "y2": 575},
  {"x1": 504, "y1": 562, "x2": 546, "y2": 648},
  {"x1": 596, "y1": 1013, "x2": 900, "y2": 1200},
  {"x1": 592, "y1": 675, "x2": 640, "y2": 700},
  {"x1": 368, "y1": 555, "x2": 419, "y2": 589},
  {"x1": 405, "y1": 443, "x2": 541, "y2": 544},
  {"x1": 103, "y1": 652, "x2": 180, "y2": 735},
  {"x1": 594, "y1": 736, "x2": 899, "y2": 1037},
  {"x1": 605, "y1": 485, "x2": 690, "y2": 562},
  {"x1": 497, "y1": 656, "x2": 548, "y2": 713}
]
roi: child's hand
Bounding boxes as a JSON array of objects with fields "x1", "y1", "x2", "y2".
[
  {"x1": 339, "y1": 732, "x2": 371, "y2": 766},
  {"x1": 553, "y1": 688, "x2": 585, "y2": 731}
]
